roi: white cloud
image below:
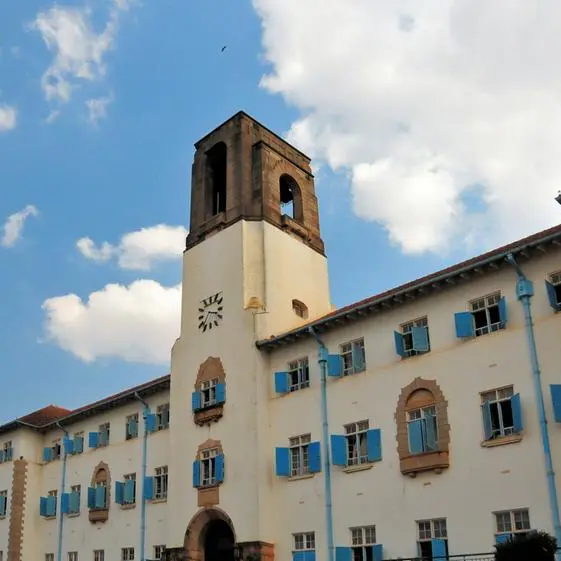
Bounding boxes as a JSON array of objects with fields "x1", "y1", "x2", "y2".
[
  {"x1": 0, "y1": 105, "x2": 17, "y2": 132},
  {"x1": 85, "y1": 95, "x2": 112, "y2": 124},
  {"x1": 1, "y1": 205, "x2": 39, "y2": 248},
  {"x1": 31, "y1": 1, "x2": 129, "y2": 107},
  {"x1": 42, "y1": 280, "x2": 181, "y2": 364},
  {"x1": 254, "y1": 0, "x2": 561, "y2": 254},
  {"x1": 77, "y1": 224, "x2": 188, "y2": 271}
]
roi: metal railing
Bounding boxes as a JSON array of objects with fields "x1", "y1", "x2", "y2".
[{"x1": 384, "y1": 554, "x2": 495, "y2": 561}]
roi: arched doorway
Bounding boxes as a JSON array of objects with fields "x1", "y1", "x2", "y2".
[{"x1": 184, "y1": 507, "x2": 236, "y2": 561}]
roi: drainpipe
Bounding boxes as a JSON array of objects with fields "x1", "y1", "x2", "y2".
[
  {"x1": 134, "y1": 392, "x2": 151, "y2": 561},
  {"x1": 55, "y1": 422, "x2": 69, "y2": 561},
  {"x1": 505, "y1": 253, "x2": 561, "y2": 547},
  {"x1": 307, "y1": 326, "x2": 335, "y2": 561}
]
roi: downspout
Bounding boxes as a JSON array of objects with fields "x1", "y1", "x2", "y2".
[
  {"x1": 307, "y1": 326, "x2": 335, "y2": 561},
  {"x1": 55, "y1": 422, "x2": 68, "y2": 561},
  {"x1": 505, "y1": 253, "x2": 561, "y2": 547},
  {"x1": 134, "y1": 392, "x2": 151, "y2": 561}
]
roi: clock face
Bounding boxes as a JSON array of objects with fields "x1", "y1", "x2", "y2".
[{"x1": 198, "y1": 292, "x2": 224, "y2": 332}]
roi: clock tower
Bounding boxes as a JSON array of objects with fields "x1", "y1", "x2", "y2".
[{"x1": 166, "y1": 112, "x2": 332, "y2": 560}]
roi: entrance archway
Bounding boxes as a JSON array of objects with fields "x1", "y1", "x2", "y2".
[{"x1": 184, "y1": 507, "x2": 236, "y2": 561}]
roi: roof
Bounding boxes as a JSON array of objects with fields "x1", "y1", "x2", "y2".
[
  {"x1": 257, "y1": 223, "x2": 561, "y2": 350},
  {"x1": 0, "y1": 374, "x2": 170, "y2": 437}
]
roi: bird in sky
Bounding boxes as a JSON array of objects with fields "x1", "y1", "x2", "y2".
[{"x1": 221, "y1": 45, "x2": 227, "y2": 52}]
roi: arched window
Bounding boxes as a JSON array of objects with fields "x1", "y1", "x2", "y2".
[
  {"x1": 292, "y1": 299, "x2": 309, "y2": 319},
  {"x1": 206, "y1": 142, "x2": 227, "y2": 216},
  {"x1": 395, "y1": 378, "x2": 450, "y2": 476},
  {"x1": 279, "y1": 174, "x2": 303, "y2": 222}
]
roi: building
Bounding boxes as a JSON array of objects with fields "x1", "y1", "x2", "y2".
[{"x1": 1, "y1": 111, "x2": 561, "y2": 561}]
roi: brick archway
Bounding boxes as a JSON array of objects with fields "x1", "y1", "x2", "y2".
[{"x1": 184, "y1": 507, "x2": 236, "y2": 561}]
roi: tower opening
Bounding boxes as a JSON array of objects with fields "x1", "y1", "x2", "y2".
[
  {"x1": 279, "y1": 174, "x2": 302, "y2": 221},
  {"x1": 203, "y1": 519, "x2": 235, "y2": 561},
  {"x1": 206, "y1": 142, "x2": 227, "y2": 216}
]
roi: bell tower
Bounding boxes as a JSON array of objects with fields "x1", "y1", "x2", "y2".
[
  {"x1": 166, "y1": 112, "x2": 331, "y2": 558},
  {"x1": 186, "y1": 111, "x2": 325, "y2": 256}
]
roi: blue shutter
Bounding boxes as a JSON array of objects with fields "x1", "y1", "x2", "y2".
[
  {"x1": 115, "y1": 481, "x2": 124, "y2": 504},
  {"x1": 431, "y1": 538, "x2": 446, "y2": 560},
  {"x1": 275, "y1": 447, "x2": 290, "y2": 477},
  {"x1": 192, "y1": 460, "x2": 201, "y2": 488},
  {"x1": 143, "y1": 476, "x2": 154, "y2": 501},
  {"x1": 42, "y1": 447, "x2": 52, "y2": 462},
  {"x1": 366, "y1": 428, "x2": 382, "y2": 462},
  {"x1": 412, "y1": 326, "x2": 430, "y2": 352},
  {"x1": 0, "y1": 451, "x2": 4, "y2": 463},
  {"x1": 145, "y1": 413, "x2": 157, "y2": 433},
  {"x1": 408, "y1": 419, "x2": 425, "y2": 454},
  {"x1": 5, "y1": 447, "x2": 12, "y2": 461},
  {"x1": 192, "y1": 391, "x2": 202, "y2": 411},
  {"x1": 481, "y1": 401, "x2": 493, "y2": 440},
  {"x1": 371, "y1": 544, "x2": 383, "y2": 561},
  {"x1": 46, "y1": 495, "x2": 56, "y2": 517},
  {"x1": 330, "y1": 435, "x2": 347, "y2": 466},
  {"x1": 274, "y1": 372, "x2": 289, "y2": 394},
  {"x1": 94, "y1": 486, "x2": 105, "y2": 509},
  {"x1": 128, "y1": 418, "x2": 138, "y2": 438},
  {"x1": 308, "y1": 441, "x2": 321, "y2": 473},
  {"x1": 327, "y1": 354, "x2": 343, "y2": 377},
  {"x1": 498, "y1": 296, "x2": 508, "y2": 327},
  {"x1": 335, "y1": 547, "x2": 351, "y2": 561},
  {"x1": 303, "y1": 552, "x2": 316, "y2": 561},
  {"x1": 99, "y1": 431, "x2": 108, "y2": 447},
  {"x1": 394, "y1": 331, "x2": 406, "y2": 357},
  {"x1": 545, "y1": 281, "x2": 561, "y2": 311},
  {"x1": 454, "y1": 311, "x2": 474, "y2": 338},
  {"x1": 124, "y1": 479, "x2": 135, "y2": 503},
  {"x1": 352, "y1": 345, "x2": 365, "y2": 371},
  {"x1": 424, "y1": 414, "x2": 437, "y2": 451},
  {"x1": 40, "y1": 496, "x2": 48, "y2": 517},
  {"x1": 495, "y1": 533, "x2": 511, "y2": 544},
  {"x1": 216, "y1": 383, "x2": 226, "y2": 404},
  {"x1": 69, "y1": 492, "x2": 80, "y2": 513},
  {"x1": 215, "y1": 454, "x2": 225, "y2": 483},
  {"x1": 511, "y1": 393, "x2": 523, "y2": 433},
  {"x1": 88, "y1": 432, "x2": 99, "y2": 449},
  {"x1": 550, "y1": 385, "x2": 561, "y2": 423},
  {"x1": 87, "y1": 487, "x2": 96, "y2": 509},
  {"x1": 73, "y1": 437, "x2": 83, "y2": 454},
  {"x1": 0, "y1": 495, "x2": 6, "y2": 516},
  {"x1": 63, "y1": 437, "x2": 73, "y2": 455},
  {"x1": 61, "y1": 493, "x2": 70, "y2": 514}
]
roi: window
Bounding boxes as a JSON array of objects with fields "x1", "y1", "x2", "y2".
[
  {"x1": 0, "y1": 490, "x2": 7, "y2": 517},
  {"x1": 293, "y1": 532, "x2": 315, "y2": 552},
  {"x1": 93, "y1": 551, "x2": 104, "y2": 561},
  {"x1": 289, "y1": 434, "x2": 311, "y2": 476},
  {"x1": 121, "y1": 548, "x2": 134, "y2": 561},
  {"x1": 480, "y1": 387, "x2": 524, "y2": 441},
  {"x1": 345, "y1": 421, "x2": 369, "y2": 466},
  {"x1": 495, "y1": 509, "x2": 531, "y2": 540},
  {"x1": 351, "y1": 526, "x2": 376, "y2": 561},
  {"x1": 154, "y1": 466, "x2": 168, "y2": 500},
  {"x1": 156, "y1": 403, "x2": 170, "y2": 430},
  {"x1": 1, "y1": 441, "x2": 13, "y2": 462},
  {"x1": 48, "y1": 490, "x2": 57, "y2": 516},
  {"x1": 52, "y1": 439, "x2": 62, "y2": 460},
  {"x1": 546, "y1": 271, "x2": 561, "y2": 311},
  {"x1": 201, "y1": 379, "x2": 218, "y2": 408},
  {"x1": 126, "y1": 414, "x2": 139, "y2": 440},
  {"x1": 397, "y1": 317, "x2": 430, "y2": 357},
  {"x1": 46, "y1": 554, "x2": 54, "y2": 561},
  {"x1": 68, "y1": 552, "x2": 78, "y2": 561},
  {"x1": 292, "y1": 299, "x2": 308, "y2": 319},
  {"x1": 154, "y1": 546, "x2": 166, "y2": 560},
  {"x1": 201, "y1": 448, "x2": 219, "y2": 486},
  {"x1": 417, "y1": 518, "x2": 448, "y2": 560},
  {"x1": 0, "y1": 551, "x2": 3, "y2": 561},
  {"x1": 288, "y1": 358, "x2": 310, "y2": 392},
  {"x1": 69, "y1": 485, "x2": 81, "y2": 514},
  {"x1": 470, "y1": 292, "x2": 504, "y2": 336},
  {"x1": 340, "y1": 338, "x2": 366, "y2": 375},
  {"x1": 206, "y1": 142, "x2": 227, "y2": 216},
  {"x1": 98, "y1": 423, "x2": 110, "y2": 447},
  {"x1": 73, "y1": 432, "x2": 84, "y2": 454},
  {"x1": 408, "y1": 405, "x2": 438, "y2": 454},
  {"x1": 124, "y1": 473, "x2": 136, "y2": 504}
]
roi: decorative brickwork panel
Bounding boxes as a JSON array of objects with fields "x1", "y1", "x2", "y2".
[{"x1": 7, "y1": 459, "x2": 27, "y2": 561}]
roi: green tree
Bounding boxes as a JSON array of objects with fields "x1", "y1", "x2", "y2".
[{"x1": 494, "y1": 531, "x2": 557, "y2": 561}]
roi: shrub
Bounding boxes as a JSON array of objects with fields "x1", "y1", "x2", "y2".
[{"x1": 494, "y1": 530, "x2": 557, "y2": 561}]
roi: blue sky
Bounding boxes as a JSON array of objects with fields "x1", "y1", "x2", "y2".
[{"x1": 1, "y1": 0, "x2": 559, "y2": 422}]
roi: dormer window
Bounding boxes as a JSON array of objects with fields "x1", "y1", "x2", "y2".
[{"x1": 292, "y1": 299, "x2": 308, "y2": 319}]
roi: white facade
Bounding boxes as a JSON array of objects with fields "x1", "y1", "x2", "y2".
[{"x1": 1, "y1": 112, "x2": 561, "y2": 561}]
